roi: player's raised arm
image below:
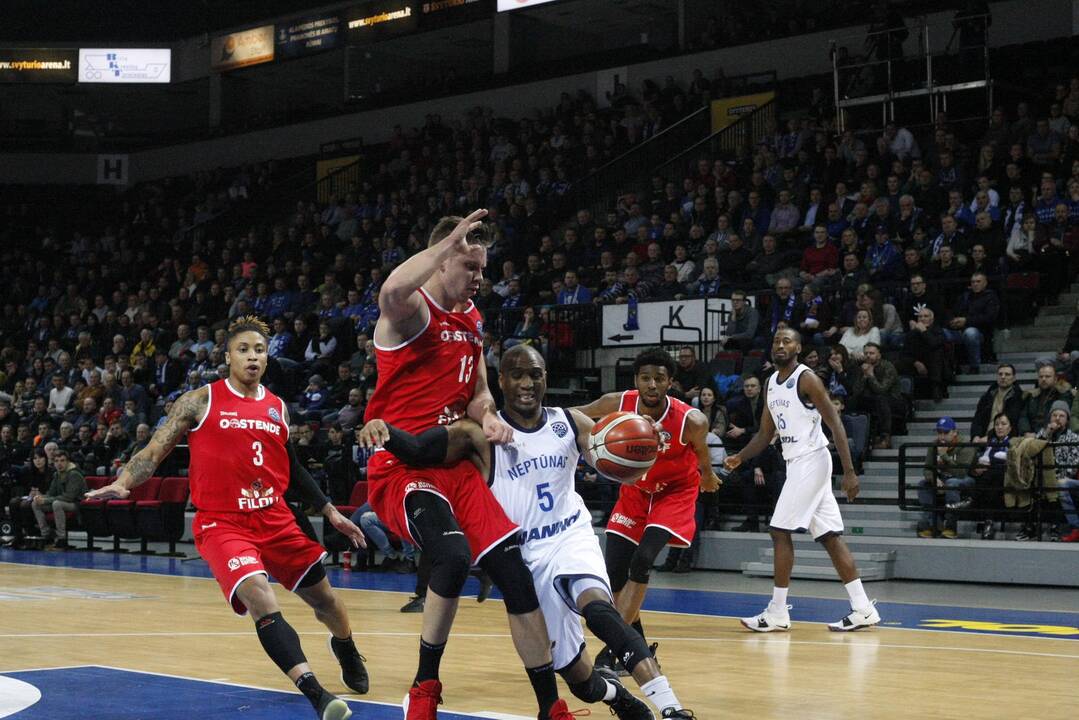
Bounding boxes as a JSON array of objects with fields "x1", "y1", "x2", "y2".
[
  {"x1": 725, "y1": 383, "x2": 775, "y2": 470},
  {"x1": 86, "y1": 386, "x2": 208, "y2": 500},
  {"x1": 571, "y1": 392, "x2": 622, "y2": 420},
  {"x1": 801, "y1": 369, "x2": 859, "y2": 502},
  {"x1": 683, "y1": 409, "x2": 722, "y2": 492},
  {"x1": 378, "y1": 209, "x2": 488, "y2": 324}
]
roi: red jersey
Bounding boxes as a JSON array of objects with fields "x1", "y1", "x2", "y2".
[
  {"x1": 619, "y1": 390, "x2": 701, "y2": 494},
  {"x1": 365, "y1": 287, "x2": 484, "y2": 433},
  {"x1": 187, "y1": 379, "x2": 290, "y2": 513}
]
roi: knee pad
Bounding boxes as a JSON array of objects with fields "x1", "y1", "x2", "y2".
[
  {"x1": 627, "y1": 550, "x2": 653, "y2": 584},
  {"x1": 479, "y1": 536, "x2": 539, "y2": 614},
  {"x1": 427, "y1": 540, "x2": 471, "y2": 599},
  {"x1": 627, "y1": 527, "x2": 672, "y2": 584},
  {"x1": 582, "y1": 600, "x2": 651, "y2": 673}
]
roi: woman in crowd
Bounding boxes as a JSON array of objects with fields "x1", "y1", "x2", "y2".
[{"x1": 840, "y1": 309, "x2": 880, "y2": 362}]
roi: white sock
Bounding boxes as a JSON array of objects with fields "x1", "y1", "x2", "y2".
[
  {"x1": 641, "y1": 675, "x2": 681, "y2": 713},
  {"x1": 771, "y1": 586, "x2": 789, "y2": 609},
  {"x1": 601, "y1": 678, "x2": 618, "y2": 702},
  {"x1": 845, "y1": 578, "x2": 872, "y2": 612}
]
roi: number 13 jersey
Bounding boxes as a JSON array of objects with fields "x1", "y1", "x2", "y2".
[
  {"x1": 766, "y1": 364, "x2": 828, "y2": 460},
  {"x1": 365, "y1": 288, "x2": 484, "y2": 433}
]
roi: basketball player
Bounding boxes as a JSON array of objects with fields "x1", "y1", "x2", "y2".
[
  {"x1": 88, "y1": 317, "x2": 368, "y2": 720},
  {"x1": 573, "y1": 348, "x2": 721, "y2": 671},
  {"x1": 365, "y1": 211, "x2": 572, "y2": 720},
  {"x1": 359, "y1": 344, "x2": 695, "y2": 719},
  {"x1": 725, "y1": 328, "x2": 882, "y2": 632}
]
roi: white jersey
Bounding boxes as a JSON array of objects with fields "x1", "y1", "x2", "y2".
[
  {"x1": 489, "y1": 407, "x2": 590, "y2": 561},
  {"x1": 766, "y1": 364, "x2": 828, "y2": 460}
]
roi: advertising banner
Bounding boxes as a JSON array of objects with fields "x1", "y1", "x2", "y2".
[
  {"x1": 276, "y1": 14, "x2": 342, "y2": 59},
  {"x1": 419, "y1": 0, "x2": 492, "y2": 28},
  {"x1": 211, "y1": 25, "x2": 275, "y2": 71},
  {"x1": 0, "y1": 48, "x2": 77, "y2": 84},
  {"x1": 78, "y1": 49, "x2": 171, "y2": 83},
  {"x1": 710, "y1": 91, "x2": 775, "y2": 133},
  {"x1": 347, "y1": 1, "x2": 419, "y2": 40},
  {"x1": 497, "y1": 0, "x2": 560, "y2": 11}
]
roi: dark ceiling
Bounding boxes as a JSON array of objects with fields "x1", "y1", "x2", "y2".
[{"x1": 0, "y1": 0, "x2": 341, "y2": 42}]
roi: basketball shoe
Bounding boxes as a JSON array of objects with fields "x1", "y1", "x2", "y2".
[
  {"x1": 328, "y1": 635, "x2": 369, "y2": 694},
  {"x1": 316, "y1": 692, "x2": 352, "y2": 720},
  {"x1": 595, "y1": 667, "x2": 654, "y2": 719},
  {"x1": 739, "y1": 602, "x2": 792, "y2": 632},
  {"x1": 545, "y1": 698, "x2": 589, "y2": 719},
  {"x1": 403, "y1": 679, "x2": 442, "y2": 720},
  {"x1": 827, "y1": 601, "x2": 881, "y2": 631},
  {"x1": 661, "y1": 710, "x2": 697, "y2": 718}
]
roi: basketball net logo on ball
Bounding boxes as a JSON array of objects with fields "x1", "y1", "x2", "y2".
[{"x1": 588, "y1": 411, "x2": 659, "y2": 485}]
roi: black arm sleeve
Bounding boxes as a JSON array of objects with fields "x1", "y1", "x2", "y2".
[
  {"x1": 287, "y1": 442, "x2": 331, "y2": 512},
  {"x1": 384, "y1": 424, "x2": 450, "y2": 467}
]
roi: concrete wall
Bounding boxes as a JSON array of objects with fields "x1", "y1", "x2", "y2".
[{"x1": 0, "y1": 0, "x2": 1072, "y2": 185}]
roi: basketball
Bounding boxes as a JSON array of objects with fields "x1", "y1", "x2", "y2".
[{"x1": 588, "y1": 411, "x2": 659, "y2": 484}]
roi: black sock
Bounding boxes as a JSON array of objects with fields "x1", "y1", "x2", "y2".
[
  {"x1": 415, "y1": 637, "x2": 446, "y2": 685},
  {"x1": 632, "y1": 618, "x2": 646, "y2": 644},
  {"x1": 526, "y1": 662, "x2": 558, "y2": 717},
  {"x1": 295, "y1": 671, "x2": 325, "y2": 708}
]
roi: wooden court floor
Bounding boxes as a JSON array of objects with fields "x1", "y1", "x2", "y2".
[{"x1": 1, "y1": 561, "x2": 1076, "y2": 719}]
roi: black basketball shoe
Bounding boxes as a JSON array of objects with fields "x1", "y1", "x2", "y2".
[{"x1": 329, "y1": 635, "x2": 369, "y2": 694}]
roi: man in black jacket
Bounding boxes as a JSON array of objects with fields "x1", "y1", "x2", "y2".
[
  {"x1": 970, "y1": 364, "x2": 1025, "y2": 442},
  {"x1": 946, "y1": 272, "x2": 1000, "y2": 371},
  {"x1": 900, "y1": 308, "x2": 948, "y2": 401}
]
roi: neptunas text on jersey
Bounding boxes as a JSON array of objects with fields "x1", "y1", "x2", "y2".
[{"x1": 506, "y1": 454, "x2": 569, "y2": 480}]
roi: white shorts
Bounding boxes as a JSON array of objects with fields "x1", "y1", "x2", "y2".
[
  {"x1": 526, "y1": 528, "x2": 613, "y2": 671},
  {"x1": 769, "y1": 447, "x2": 844, "y2": 540}
]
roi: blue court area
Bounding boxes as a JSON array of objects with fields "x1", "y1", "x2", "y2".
[
  {"x1": 0, "y1": 666, "x2": 482, "y2": 720},
  {"x1": 2, "y1": 548, "x2": 1077, "y2": 640}
]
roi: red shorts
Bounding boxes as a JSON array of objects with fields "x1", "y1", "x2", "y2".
[
  {"x1": 193, "y1": 504, "x2": 327, "y2": 615},
  {"x1": 367, "y1": 450, "x2": 517, "y2": 563},
  {"x1": 606, "y1": 479, "x2": 699, "y2": 548}
]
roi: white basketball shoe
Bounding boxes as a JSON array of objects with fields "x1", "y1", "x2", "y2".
[
  {"x1": 740, "y1": 603, "x2": 792, "y2": 632},
  {"x1": 827, "y1": 601, "x2": 881, "y2": 631}
]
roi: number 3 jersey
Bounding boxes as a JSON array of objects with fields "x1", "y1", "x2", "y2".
[
  {"x1": 365, "y1": 288, "x2": 484, "y2": 434},
  {"x1": 766, "y1": 364, "x2": 828, "y2": 460},
  {"x1": 187, "y1": 379, "x2": 291, "y2": 513},
  {"x1": 489, "y1": 407, "x2": 590, "y2": 561}
]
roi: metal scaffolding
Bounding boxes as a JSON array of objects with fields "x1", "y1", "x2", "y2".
[{"x1": 830, "y1": 11, "x2": 992, "y2": 133}]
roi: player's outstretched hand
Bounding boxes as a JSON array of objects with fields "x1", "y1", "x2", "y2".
[
  {"x1": 723, "y1": 454, "x2": 742, "y2": 472},
  {"x1": 841, "y1": 469, "x2": 860, "y2": 502},
  {"x1": 326, "y1": 507, "x2": 367, "y2": 549},
  {"x1": 440, "y1": 208, "x2": 488, "y2": 254},
  {"x1": 482, "y1": 412, "x2": 514, "y2": 444},
  {"x1": 85, "y1": 481, "x2": 130, "y2": 501},
  {"x1": 357, "y1": 419, "x2": 390, "y2": 449}
]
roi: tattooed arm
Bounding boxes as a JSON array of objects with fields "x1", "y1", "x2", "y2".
[{"x1": 85, "y1": 386, "x2": 208, "y2": 500}]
